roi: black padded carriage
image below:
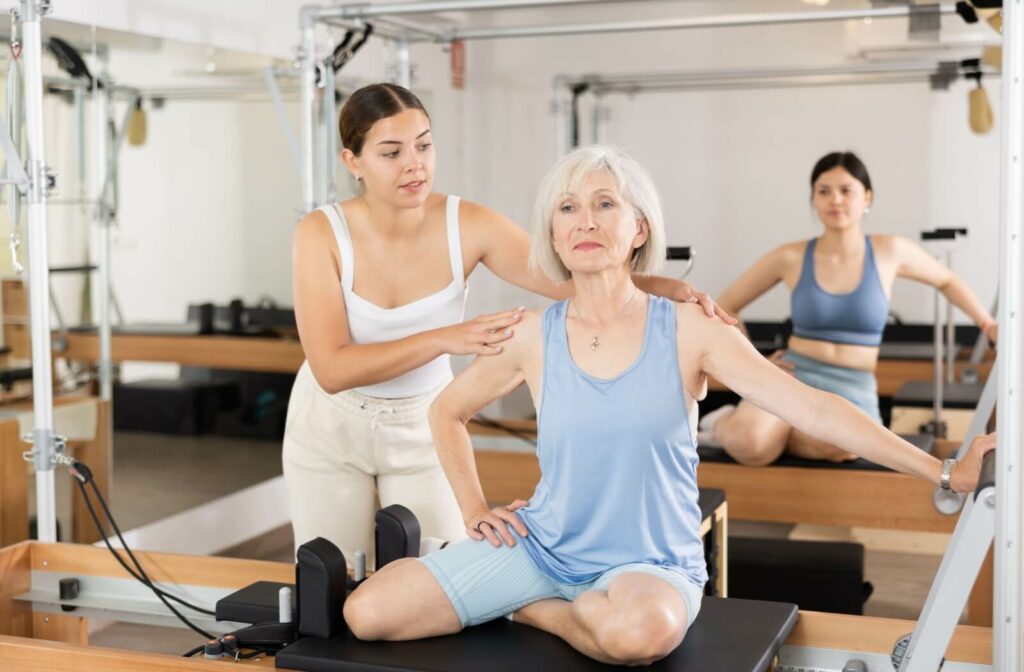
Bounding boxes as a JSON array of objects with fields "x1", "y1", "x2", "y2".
[
  {"x1": 697, "y1": 432, "x2": 935, "y2": 470},
  {"x1": 275, "y1": 597, "x2": 798, "y2": 672}
]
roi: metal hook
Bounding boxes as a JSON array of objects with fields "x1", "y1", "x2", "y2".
[
  {"x1": 9, "y1": 231, "x2": 23, "y2": 274},
  {"x1": 9, "y1": 9, "x2": 21, "y2": 60}
]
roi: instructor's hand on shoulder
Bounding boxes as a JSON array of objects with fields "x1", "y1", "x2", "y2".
[
  {"x1": 679, "y1": 285, "x2": 738, "y2": 326},
  {"x1": 465, "y1": 500, "x2": 530, "y2": 548},
  {"x1": 951, "y1": 432, "x2": 997, "y2": 494},
  {"x1": 439, "y1": 307, "x2": 525, "y2": 356}
]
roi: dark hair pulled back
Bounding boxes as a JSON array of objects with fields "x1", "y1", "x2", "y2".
[
  {"x1": 339, "y1": 83, "x2": 429, "y2": 156},
  {"x1": 810, "y1": 151, "x2": 873, "y2": 195}
]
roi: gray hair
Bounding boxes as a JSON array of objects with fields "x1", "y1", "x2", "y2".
[{"x1": 528, "y1": 145, "x2": 666, "y2": 282}]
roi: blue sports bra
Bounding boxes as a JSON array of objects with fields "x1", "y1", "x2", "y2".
[{"x1": 790, "y1": 236, "x2": 889, "y2": 347}]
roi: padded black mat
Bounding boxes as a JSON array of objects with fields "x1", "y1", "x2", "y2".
[
  {"x1": 697, "y1": 488, "x2": 724, "y2": 520},
  {"x1": 879, "y1": 342, "x2": 959, "y2": 361},
  {"x1": 0, "y1": 360, "x2": 32, "y2": 388},
  {"x1": 275, "y1": 597, "x2": 798, "y2": 672},
  {"x1": 698, "y1": 433, "x2": 935, "y2": 471},
  {"x1": 746, "y1": 340, "x2": 957, "y2": 361},
  {"x1": 893, "y1": 381, "x2": 985, "y2": 409}
]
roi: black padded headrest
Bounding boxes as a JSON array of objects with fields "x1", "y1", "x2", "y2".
[{"x1": 697, "y1": 488, "x2": 725, "y2": 519}]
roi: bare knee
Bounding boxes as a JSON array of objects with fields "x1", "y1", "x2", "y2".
[
  {"x1": 343, "y1": 588, "x2": 385, "y2": 641},
  {"x1": 593, "y1": 603, "x2": 685, "y2": 665},
  {"x1": 343, "y1": 558, "x2": 461, "y2": 641},
  {"x1": 725, "y1": 424, "x2": 785, "y2": 467},
  {"x1": 343, "y1": 559, "x2": 420, "y2": 640},
  {"x1": 344, "y1": 581, "x2": 424, "y2": 641}
]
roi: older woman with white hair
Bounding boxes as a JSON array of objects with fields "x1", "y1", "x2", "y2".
[{"x1": 341, "y1": 145, "x2": 995, "y2": 666}]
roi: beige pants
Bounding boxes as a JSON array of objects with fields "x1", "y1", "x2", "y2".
[{"x1": 283, "y1": 363, "x2": 466, "y2": 566}]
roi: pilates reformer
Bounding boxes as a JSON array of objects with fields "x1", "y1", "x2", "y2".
[
  {"x1": 0, "y1": 494, "x2": 760, "y2": 670},
  {"x1": 270, "y1": 455, "x2": 999, "y2": 671}
]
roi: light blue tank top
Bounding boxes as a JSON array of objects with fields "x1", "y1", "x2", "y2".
[
  {"x1": 790, "y1": 236, "x2": 889, "y2": 347},
  {"x1": 516, "y1": 295, "x2": 707, "y2": 588}
]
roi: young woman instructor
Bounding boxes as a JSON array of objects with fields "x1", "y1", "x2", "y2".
[{"x1": 283, "y1": 84, "x2": 731, "y2": 562}]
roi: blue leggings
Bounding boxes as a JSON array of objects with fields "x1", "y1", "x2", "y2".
[
  {"x1": 419, "y1": 535, "x2": 704, "y2": 628},
  {"x1": 783, "y1": 351, "x2": 882, "y2": 423}
]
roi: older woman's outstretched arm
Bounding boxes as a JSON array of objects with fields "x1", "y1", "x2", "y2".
[{"x1": 680, "y1": 304, "x2": 993, "y2": 492}]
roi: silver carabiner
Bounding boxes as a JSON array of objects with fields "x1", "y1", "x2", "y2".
[{"x1": 9, "y1": 231, "x2": 22, "y2": 274}]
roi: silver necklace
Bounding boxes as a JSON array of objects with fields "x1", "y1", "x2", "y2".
[{"x1": 571, "y1": 286, "x2": 639, "y2": 351}]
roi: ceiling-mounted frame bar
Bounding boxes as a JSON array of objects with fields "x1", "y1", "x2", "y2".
[
  {"x1": 298, "y1": 1, "x2": 956, "y2": 212},
  {"x1": 566, "y1": 61, "x2": 998, "y2": 94},
  {"x1": 370, "y1": 15, "x2": 452, "y2": 42},
  {"x1": 320, "y1": 17, "x2": 411, "y2": 43},
  {"x1": 556, "y1": 61, "x2": 997, "y2": 156},
  {"x1": 449, "y1": 4, "x2": 955, "y2": 42},
  {"x1": 576, "y1": 73, "x2": 979, "y2": 94},
  {"x1": 310, "y1": 2, "x2": 956, "y2": 44},
  {"x1": 328, "y1": 0, "x2": 681, "y2": 20}
]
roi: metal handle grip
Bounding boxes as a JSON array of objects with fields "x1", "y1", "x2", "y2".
[
  {"x1": 974, "y1": 450, "x2": 997, "y2": 500},
  {"x1": 666, "y1": 246, "x2": 691, "y2": 260}
]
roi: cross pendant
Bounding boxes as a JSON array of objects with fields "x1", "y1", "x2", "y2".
[{"x1": 589, "y1": 336, "x2": 599, "y2": 350}]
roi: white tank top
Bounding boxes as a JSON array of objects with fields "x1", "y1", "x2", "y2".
[{"x1": 320, "y1": 196, "x2": 467, "y2": 399}]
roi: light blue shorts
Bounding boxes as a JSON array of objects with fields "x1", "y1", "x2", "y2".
[
  {"x1": 784, "y1": 351, "x2": 882, "y2": 424},
  {"x1": 419, "y1": 534, "x2": 703, "y2": 628}
]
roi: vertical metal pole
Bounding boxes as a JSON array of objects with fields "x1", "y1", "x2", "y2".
[
  {"x1": 969, "y1": 294, "x2": 998, "y2": 366},
  {"x1": 262, "y1": 66, "x2": 302, "y2": 176},
  {"x1": 5, "y1": 41, "x2": 24, "y2": 354},
  {"x1": 314, "y1": 65, "x2": 328, "y2": 207},
  {"x1": 94, "y1": 63, "x2": 113, "y2": 402},
  {"x1": 323, "y1": 63, "x2": 338, "y2": 204},
  {"x1": 945, "y1": 250, "x2": 955, "y2": 385},
  {"x1": 996, "y1": 1, "x2": 1024, "y2": 667},
  {"x1": 73, "y1": 87, "x2": 85, "y2": 216},
  {"x1": 21, "y1": 0, "x2": 57, "y2": 543},
  {"x1": 552, "y1": 76, "x2": 572, "y2": 158},
  {"x1": 589, "y1": 92, "x2": 602, "y2": 145},
  {"x1": 394, "y1": 40, "x2": 412, "y2": 88},
  {"x1": 933, "y1": 279, "x2": 944, "y2": 437},
  {"x1": 299, "y1": 8, "x2": 318, "y2": 214}
]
